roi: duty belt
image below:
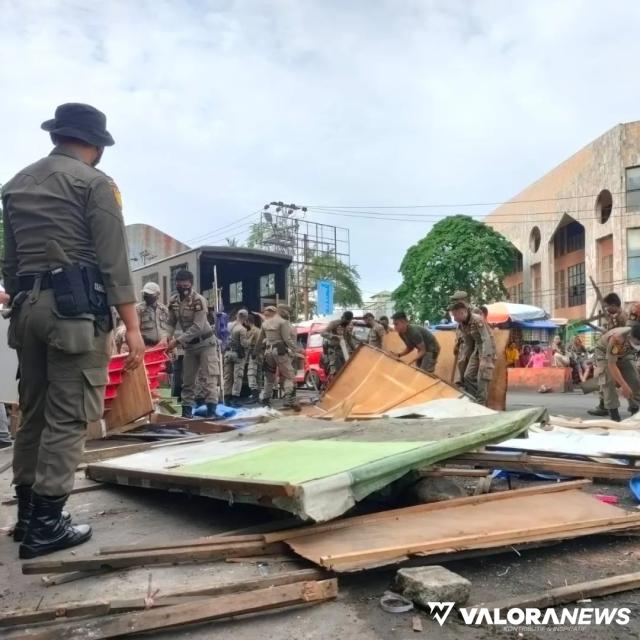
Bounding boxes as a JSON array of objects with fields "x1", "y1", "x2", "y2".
[
  {"x1": 18, "y1": 274, "x2": 53, "y2": 292},
  {"x1": 186, "y1": 331, "x2": 214, "y2": 345}
]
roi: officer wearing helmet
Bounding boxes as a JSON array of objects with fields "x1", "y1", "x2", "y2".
[
  {"x1": 2, "y1": 103, "x2": 145, "y2": 559},
  {"x1": 137, "y1": 282, "x2": 170, "y2": 347}
]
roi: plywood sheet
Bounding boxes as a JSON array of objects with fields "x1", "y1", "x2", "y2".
[
  {"x1": 104, "y1": 364, "x2": 154, "y2": 432},
  {"x1": 286, "y1": 485, "x2": 640, "y2": 571},
  {"x1": 382, "y1": 329, "x2": 509, "y2": 411},
  {"x1": 318, "y1": 345, "x2": 462, "y2": 418}
]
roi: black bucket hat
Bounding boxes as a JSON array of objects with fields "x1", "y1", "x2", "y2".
[{"x1": 41, "y1": 103, "x2": 115, "y2": 147}]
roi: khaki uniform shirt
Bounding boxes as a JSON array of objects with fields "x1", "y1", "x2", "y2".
[
  {"x1": 595, "y1": 327, "x2": 634, "y2": 364},
  {"x1": 458, "y1": 313, "x2": 496, "y2": 358},
  {"x1": 1, "y1": 146, "x2": 135, "y2": 305},
  {"x1": 167, "y1": 290, "x2": 214, "y2": 348},
  {"x1": 399, "y1": 324, "x2": 440, "y2": 355},
  {"x1": 603, "y1": 310, "x2": 628, "y2": 331},
  {"x1": 229, "y1": 321, "x2": 249, "y2": 353},
  {"x1": 367, "y1": 321, "x2": 387, "y2": 348},
  {"x1": 259, "y1": 315, "x2": 296, "y2": 351},
  {"x1": 136, "y1": 301, "x2": 170, "y2": 345},
  {"x1": 323, "y1": 320, "x2": 356, "y2": 352}
]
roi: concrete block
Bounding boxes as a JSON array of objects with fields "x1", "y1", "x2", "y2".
[{"x1": 394, "y1": 566, "x2": 471, "y2": 607}]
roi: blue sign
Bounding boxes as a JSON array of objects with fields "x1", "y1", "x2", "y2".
[{"x1": 316, "y1": 280, "x2": 334, "y2": 315}]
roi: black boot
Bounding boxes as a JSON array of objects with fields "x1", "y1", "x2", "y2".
[
  {"x1": 19, "y1": 494, "x2": 92, "y2": 560},
  {"x1": 13, "y1": 485, "x2": 71, "y2": 543},
  {"x1": 228, "y1": 395, "x2": 242, "y2": 407},
  {"x1": 194, "y1": 397, "x2": 205, "y2": 407},
  {"x1": 587, "y1": 399, "x2": 608, "y2": 417},
  {"x1": 181, "y1": 405, "x2": 193, "y2": 419},
  {"x1": 245, "y1": 389, "x2": 260, "y2": 404},
  {"x1": 629, "y1": 405, "x2": 639, "y2": 417},
  {"x1": 261, "y1": 397, "x2": 272, "y2": 408},
  {"x1": 206, "y1": 403, "x2": 219, "y2": 419},
  {"x1": 609, "y1": 408, "x2": 622, "y2": 422},
  {"x1": 282, "y1": 392, "x2": 301, "y2": 412}
]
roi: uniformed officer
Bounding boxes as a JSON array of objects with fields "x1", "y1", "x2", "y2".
[
  {"x1": 136, "y1": 282, "x2": 170, "y2": 347},
  {"x1": 277, "y1": 304, "x2": 301, "y2": 400},
  {"x1": 322, "y1": 311, "x2": 356, "y2": 377},
  {"x1": 258, "y1": 306, "x2": 299, "y2": 410},
  {"x1": 449, "y1": 301, "x2": 496, "y2": 405},
  {"x1": 589, "y1": 292, "x2": 635, "y2": 416},
  {"x1": 594, "y1": 325, "x2": 640, "y2": 421},
  {"x1": 363, "y1": 312, "x2": 386, "y2": 349},
  {"x1": 244, "y1": 314, "x2": 262, "y2": 402},
  {"x1": 224, "y1": 309, "x2": 249, "y2": 405},
  {"x1": 391, "y1": 311, "x2": 440, "y2": 372},
  {"x1": 379, "y1": 316, "x2": 390, "y2": 334},
  {"x1": 2, "y1": 103, "x2": 145, "y2": 558},
  {"x1": 167, "y1": 270, "x2": 219, "y2": 418}
]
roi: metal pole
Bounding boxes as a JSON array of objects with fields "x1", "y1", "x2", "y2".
[
  {"x1": 213, "y1": 265, "x2": 225, "y2": 404},
  {"x1": 303, "y1": 234, "x2": 309, "y2": 320}
]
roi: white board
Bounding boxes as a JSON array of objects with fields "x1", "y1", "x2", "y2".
[{"x1": 0, "y1": 321, "x2": 18, "y2": 403}]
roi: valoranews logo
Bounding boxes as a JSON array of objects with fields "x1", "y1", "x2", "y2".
[{"x1": 427, "y1": 602, "x2": 631, "y2": 627}]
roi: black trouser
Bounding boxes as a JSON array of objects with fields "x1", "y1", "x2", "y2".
[{"x1": 171, "y1": 355, "x2": 184, "y2": 401}]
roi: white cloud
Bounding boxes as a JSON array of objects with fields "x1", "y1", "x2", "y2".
[{"x1": 1, "y1": 0, "x2": 640, "y2": 295}]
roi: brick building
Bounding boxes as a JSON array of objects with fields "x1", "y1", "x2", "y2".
[{"x1": 486, "y1": 121, "x2": 640, "y2": 319}]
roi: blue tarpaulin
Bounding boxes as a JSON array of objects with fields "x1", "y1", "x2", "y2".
[{"x1": 511, "y1": 319, "x2": 558, "y2": 330}]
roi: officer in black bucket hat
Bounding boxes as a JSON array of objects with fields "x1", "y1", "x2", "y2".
[
  {"x1": 41, "y1": 102, "x2": 115, "y2": 147},
  {"x1": 2, "y1": 105, "x2": 145, "y2": 558}
]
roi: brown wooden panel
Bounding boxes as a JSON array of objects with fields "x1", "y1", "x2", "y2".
[
  {"x1": 104, "y1": 364, "x2": 154, "y2": 432},
  {"x1": 285, "y1": 484, "x2": 640, "y2": 572},
  {"x1": 318, "y1": 345, "x2": 462, "y2": 418}
]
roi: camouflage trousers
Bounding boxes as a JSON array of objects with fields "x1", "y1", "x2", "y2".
[{"x1": 223, "y1": 351, "x2": 247, "y2": 396}]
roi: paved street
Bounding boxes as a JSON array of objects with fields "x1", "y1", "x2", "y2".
[{"x1": 507, "y1": 389, "x2": 600, "y2": 419}]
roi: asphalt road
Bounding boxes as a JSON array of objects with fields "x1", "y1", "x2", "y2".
[{"x1": 507, "y1": 389, "x2": 602, "y2": 419}]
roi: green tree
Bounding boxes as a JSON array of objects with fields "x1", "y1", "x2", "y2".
[
  {"x1": 308, "y1": 252, "x2": 363, "y2": 308},
  {"x1": 246, "y1": 222, "x2": 269, "y2": 248},
  {"x1": 393, "y1": 215, "x2": 516, "y2": 322}
]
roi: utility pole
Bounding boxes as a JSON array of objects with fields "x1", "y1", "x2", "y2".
[{"x1": 303, "y1": 234, "x2": 309, "y2": 320}]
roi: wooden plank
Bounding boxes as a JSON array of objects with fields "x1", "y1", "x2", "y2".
[
  {"x1": 0, "y1": 569, "x2": 325, "y2": 628},
  {"x1": 82, "y1": 437, "x2": 204, "y2": 464},
  {"x1": 319, "y1": 513, "x2": 640, "y2": 567},
  {"x1": 99, "y1": 534, "x2": 265, "y2": 555},
  {"x1": 86, "y1": 465, "x2": 298, "y2": 498},
  {"x1": 418, "y1": 468, "x2": 491, "y2": 478},
  {"x1": 475, "y1": 571, "x2": 640, "y2": 612},
  {"x1": 5, "y1": 579, "x2": 338, "y2": 640},
  {"x1": 21, "y1": 542, "x2": 287, "y2": 575},
  {"x1": 450, "y1": 452, "x2": 639, "y2": 480},
  {"x1": 263, "y1": 480, "x2": 592, "y2": 543},
  {"x1": 104, "y1": 364, "x2": 154, "y2": 433}
]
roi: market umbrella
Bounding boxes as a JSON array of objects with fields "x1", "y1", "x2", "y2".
[{"x1": 484, "y1": 302, "x2": 547, "y2": 324}]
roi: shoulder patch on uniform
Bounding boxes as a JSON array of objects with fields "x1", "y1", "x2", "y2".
[
  {"x1": 109, "y1": 181, "x2": 122, "y2": 208},
  {"x1": 193, "y1": 299, "x2": 204, "y2": 312}
]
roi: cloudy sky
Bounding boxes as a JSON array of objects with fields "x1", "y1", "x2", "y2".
[{"x1": 2, "y1": 0, "x2": 640, "y2": 296}]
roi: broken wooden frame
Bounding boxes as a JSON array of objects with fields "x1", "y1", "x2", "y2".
[{"x1": 3, "y1": 577, "x2": 337, "y2": 640}]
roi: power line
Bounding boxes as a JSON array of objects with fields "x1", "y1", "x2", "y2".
[
  {"x1": 184, "y1": 211, "x2": 261, "y2": 245},
  {"x1": 307, "y1": 190, "x2": 629, "y2": 210},
  {"x1": 306, "y1": 204, "x2": 640, "y2": 225}
]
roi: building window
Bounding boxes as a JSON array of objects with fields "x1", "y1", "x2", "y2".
[
  {"x1": 529, "y1": 227, "x2": 541, "y2": 253},
  {"x1": 170, "y1": 263, "x2": 189, "y2": 293},
  {"x1": 554, "y1": 221, "x2": 584, "y2": 257},
  {"x1": 141, "y1": 272, "x2": 159, "y2": 287},
  {"x1": 596, "y1": 189, "x2": 613, "y2": 223},
  {"x1": 626, "y1": 167, "x2": 640, "y2": 211},
  {"x1": 229, "y1": 281, "x2": 243, "y2": 304},
  {"x1": 600, "y1": 254, "x2": 613, "y2": 289},
  {"x1": 567, "y1": 263, "x2": 586, "y2": 307},
  {"x1": 627, "y1": 228, "x2": 640, "y2": 280},
  {"x1": 260, "y1": 273, "x2": 276, "y2": 297},
  {"x1": 554, "y1": 270, "x2": 566, "y2": 309}
]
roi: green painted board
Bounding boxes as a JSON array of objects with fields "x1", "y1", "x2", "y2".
[{"x1": 179, "y1": 440, "x2": 427, "y2": 484}]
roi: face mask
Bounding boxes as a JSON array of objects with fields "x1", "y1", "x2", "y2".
[
  {"x1": 143, "y1": 294, "x2": 157, "y2": 306},
  {"x1": 176, "y1": 286, "x2": 191, "y2": 298}
]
